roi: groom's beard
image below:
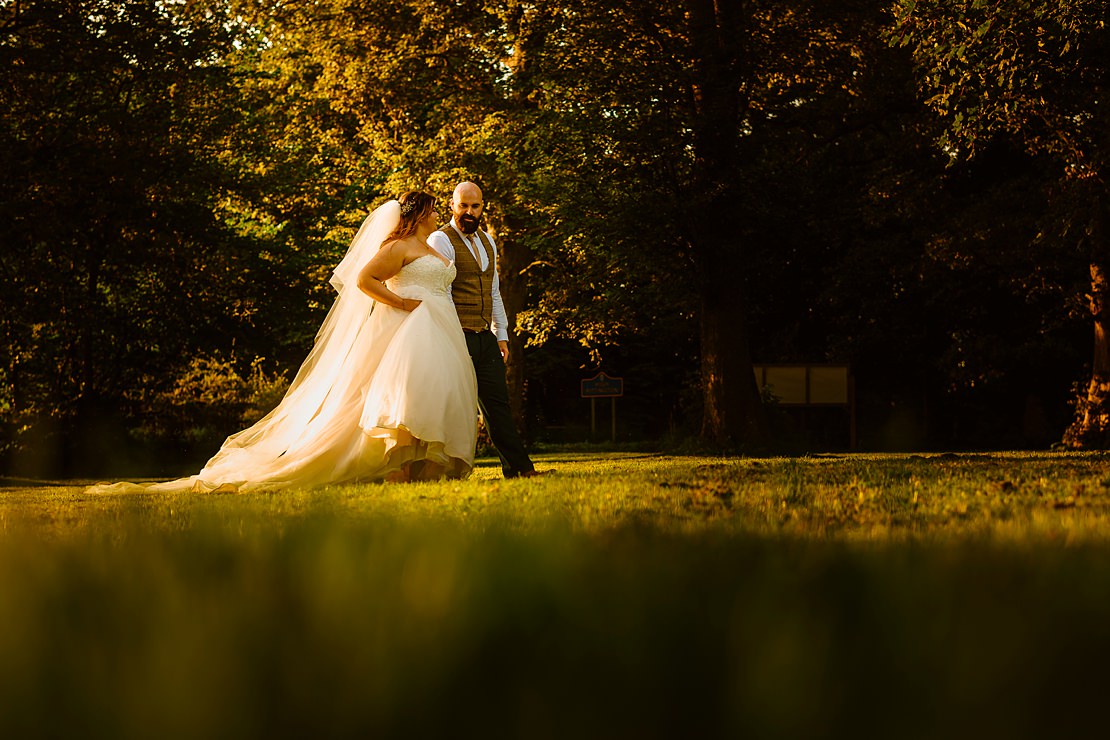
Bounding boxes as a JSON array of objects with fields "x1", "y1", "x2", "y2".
[{"x1": 458, "y1": 213, "x2": 480, "y2": 234}]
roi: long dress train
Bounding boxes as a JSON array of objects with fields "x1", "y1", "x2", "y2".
[{"x1": 89, "y1": 202, "x2": 477, "y2": 493}]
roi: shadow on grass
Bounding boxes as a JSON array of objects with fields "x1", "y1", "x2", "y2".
[{"x1": 2, "y1": 512, "x2": 1110, "y2": 739}]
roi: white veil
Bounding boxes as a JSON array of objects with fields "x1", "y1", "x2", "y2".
[{"x1": 188, "y1": 200, "x2": 402, "y2": 479}]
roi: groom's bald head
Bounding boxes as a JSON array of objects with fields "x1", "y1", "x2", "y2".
[
  {"x1": 452, "y1": 181, "x2": 484, "y2": 234},
  {"x1": 453, "y1": 181, "x2": 483, "y2": 209}
]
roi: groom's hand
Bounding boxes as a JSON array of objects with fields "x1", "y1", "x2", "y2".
[{"x1": 499, "y1": 341, "x2": 509, "y2": 362}]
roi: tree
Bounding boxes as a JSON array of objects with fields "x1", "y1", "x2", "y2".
[
  {"x1": 0, "y1": 0, "x2": 333, "y2": 473},
  {"x1": 230, "y1": 1, "x2": 578, "y2": 433},
  {"x1": 183, "y1": 1, "x2": 915, "y2": 452},
  {"x1": 511, "y1": 1, "x2": 901, "y2": 449},
  {"x1": 890, "y1": 0, "x2": 1110, "y2": 446}
]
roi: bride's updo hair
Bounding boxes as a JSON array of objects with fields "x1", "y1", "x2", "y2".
[{"x1": 385, "y1": 191, "x2": 437, "y2": 242}]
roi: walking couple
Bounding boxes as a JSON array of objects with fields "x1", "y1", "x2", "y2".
[{"x1": 97, "y1": 182, "x2": 541, "y2": 493}]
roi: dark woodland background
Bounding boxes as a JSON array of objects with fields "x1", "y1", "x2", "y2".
[{"x1": 2, "y1": 0, "x2": 1108, "y2": 477}]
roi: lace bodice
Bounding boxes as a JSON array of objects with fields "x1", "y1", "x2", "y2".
[{"x1": 387, "y1": 254, "x2": 455, "y2": 298}]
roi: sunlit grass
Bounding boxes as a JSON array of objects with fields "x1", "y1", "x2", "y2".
[
  {"x1": 3, "y1": 451, "x2": 1110, "y2": 737},
  {"x1": 8, "y1": 450, "x2": 1109, "y2": 542}
]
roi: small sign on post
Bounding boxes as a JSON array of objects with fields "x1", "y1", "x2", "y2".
[{"x1": 581, "y1": 372, "x2": 624, "y2": 442}]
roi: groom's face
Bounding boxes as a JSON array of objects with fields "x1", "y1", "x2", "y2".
[{"x1": 453, "y1": 194, "x2": 483, "y2": 234}]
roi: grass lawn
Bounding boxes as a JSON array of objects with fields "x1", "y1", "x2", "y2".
[{"x1": 3, "y1": 451, "x2": 1110, "y2": 738}]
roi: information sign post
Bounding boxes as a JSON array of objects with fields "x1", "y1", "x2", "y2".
[{"x1": 580, "y1": 372, "x2": 624, "y2": 442}]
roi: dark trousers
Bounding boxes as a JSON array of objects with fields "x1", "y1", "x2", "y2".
[{"x1": 464, "y1": 330, "x2": 534, "y2": 477}]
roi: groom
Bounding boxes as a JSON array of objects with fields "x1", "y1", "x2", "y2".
[{"x1": 428, "y1": 181, "x2": 542, "y2": 479}]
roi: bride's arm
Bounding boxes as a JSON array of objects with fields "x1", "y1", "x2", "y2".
[{"x1": 356, "y1": 243, "x2": 422, "y2": 311}]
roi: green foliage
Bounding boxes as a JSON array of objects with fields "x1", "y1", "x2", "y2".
[
  {"x1": 890, "y1": 0, "x2": 1109, "y2": 447},
  {"x1": 0, "y1": 2, "x2": 232, "y2": 451},
  {"x1": 0, "y1": 1, "x2": 370, "y2": 470},
  {"x1": 891, "y1": 0, "x2": 1106, "y2": 169},
  {"x1": 3, "y1": 0, "x2": 1108, "y2": 469},
  {"x1": 130, "y1": 354, "x2": 289, "y2": 449}
]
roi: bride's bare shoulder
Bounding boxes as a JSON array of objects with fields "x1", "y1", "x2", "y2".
[
  {"x1": 386, "y1": 236, "x2": 425, "y2": 260},
  {"x1": 378, "y1": 237, "x2": 418, "y2": 259}
]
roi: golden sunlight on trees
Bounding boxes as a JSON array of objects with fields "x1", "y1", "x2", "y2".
[{"x1": 2, "y1": 0, "x2": 1107, "y2": 473}]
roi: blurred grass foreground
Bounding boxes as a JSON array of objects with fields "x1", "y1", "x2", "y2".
[{"x1": 4, "y1": 452, "x2": 1110, "y2": 738}]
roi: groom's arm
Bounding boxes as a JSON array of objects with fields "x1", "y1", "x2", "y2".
[
  {"x1": 487, "y1": 235, "x2": 510, "y2": 344},
  {"x1": 426, "y1": 230, "x2": 454, "y2": 263}
]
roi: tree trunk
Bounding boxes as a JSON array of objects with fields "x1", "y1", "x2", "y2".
[
  {"x1": 484, "y1": 5, "x2": 551, "y2": 438},
  {"x1": 699, "y1": 282, "x2": 767, "y2": 449},
  {"x1": 1064, "y1": 259, "x2": 1110, "y2": 448},
  {"x1": 686, "y1": 0, "x2": 769, "y2": 449},
  {"x1": 489, "y1": 218, "x2": 531, "y2": 436}
]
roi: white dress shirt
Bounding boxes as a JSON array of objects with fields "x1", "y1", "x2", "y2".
[{"x1": 427, "y1": 218, "x2": 509, "y2": 342}]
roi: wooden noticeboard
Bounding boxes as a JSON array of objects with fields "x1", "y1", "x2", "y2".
[{"x1": 753, "y1": 364, "x2": 855, "y2": 449}]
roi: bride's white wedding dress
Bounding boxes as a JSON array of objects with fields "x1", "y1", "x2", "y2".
[{"x1": 90, "y1": 202, "x2": 478, "y2": 493}]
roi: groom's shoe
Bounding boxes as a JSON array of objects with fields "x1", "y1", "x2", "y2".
[{"x1": 513, "y1": 469, "x2": 550, "y2": 479}]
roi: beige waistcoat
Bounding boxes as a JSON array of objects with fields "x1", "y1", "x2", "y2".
[{"x1": 439, "y1": 226, "x2": 495, "y2": 331}]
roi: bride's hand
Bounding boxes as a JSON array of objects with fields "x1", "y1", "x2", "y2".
[{"x1": 399, "y1": 298, "x2": 422, "y2": 312}]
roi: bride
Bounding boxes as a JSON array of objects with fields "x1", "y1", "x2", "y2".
[{"x1": 92, "y1": 191, "x2": 478, "y2": 493}]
